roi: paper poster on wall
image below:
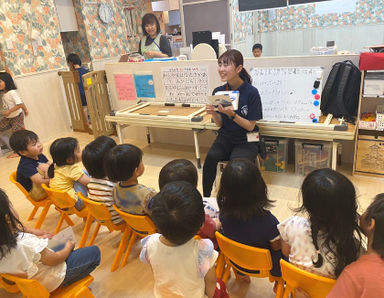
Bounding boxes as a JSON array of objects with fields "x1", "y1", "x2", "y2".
[
  {"x1": 114, "y1": 74, "x2": 136, "y2": 101},
  {"x1": 134, "y1": 73, "x2": 156, "y2": 98},
  {"x1": 250, "y1": 67, "x2": 323, "y2": 123},
  {"x1": 161, "y1": 66, "x2": 209, "y2": 103}
]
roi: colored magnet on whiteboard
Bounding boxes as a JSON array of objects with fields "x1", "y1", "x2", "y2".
[
  {"x1": 312, "y1": 89, "x2": 317, "y2": 95},
  {"x1": 313, "y1": 80, "x2": 320, "y2": 89},
  {"x1": 312, "y1": 118, "x2": 318, "y2": 123},
  {"x1": 310, "y1": 113, "x2": 315, "y2": 119},
  {"x1": 313, "y1": 100, "x2": 319, "y2": 106},
  {"x1": 314, "y1": 94, "x2": 320, "y2": 100}
]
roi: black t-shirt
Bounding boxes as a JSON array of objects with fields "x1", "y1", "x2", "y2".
[
  {"x1": 16, "y1": 154, "x2": 49, "y2": 191},
  {"x1": 213, "y1": 81, "x2": 262, "y2": 144}
]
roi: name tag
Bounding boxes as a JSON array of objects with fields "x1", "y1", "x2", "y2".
[{"x1": 247, "y1": 132, "x2": 259, "y2": 142}]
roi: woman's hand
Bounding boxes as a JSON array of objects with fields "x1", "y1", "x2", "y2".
[
  {"x1": 206, "y1": 104, "x2": 216, "y2": 115},
  {"x1": 217, "y1": 104, "x2": 235, "y2": 118}
]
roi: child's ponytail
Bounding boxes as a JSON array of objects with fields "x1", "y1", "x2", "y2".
[{"x1": 48, "y1": 163, "x2": 55, "y2": 179}]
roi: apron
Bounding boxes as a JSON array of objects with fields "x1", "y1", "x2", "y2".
[{"x1": 140, "y1": 34, "x2": 162, "y2": 56}]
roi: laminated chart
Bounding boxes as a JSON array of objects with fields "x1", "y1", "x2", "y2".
[{"x1": 161, "y1": 66, "x2": 209, "y2": 104}]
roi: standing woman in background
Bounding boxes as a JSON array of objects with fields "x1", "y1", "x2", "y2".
[
  {"x1": 203, "y1": 49, "x2": 262, "y2": 197},
  {"x1": 138, "y1": 13, "x2": 172, "y2": 58}
]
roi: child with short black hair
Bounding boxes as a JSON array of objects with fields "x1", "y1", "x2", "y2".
[
  {"x1": 158, "y1": 159, "x2": 198, "y2": 189},
  {"x1": 278, "y1": 168, "x2": 363, "y2": 278},
  {"x1": 159, "y1": 159, "x2": 219, "y2": 247},
  {"x1": 104, "y1": 144, "x2": 155, "y2": 215},
  {"x1": 10, "y1": 130, "x2": 50, "y2": 201},
  {"x1": 82, "y1": 136, "x2": 123, "y2": 224},
  {"x1": 48, "y1": 137, "x2": 89, "y2": 210},
  {"x1": 217, "y1": 158, "x2": 284, "y2": 282},
  {"x1": 140, "y1": 181, "x2": 228, "y2": 298},
  {"x1": 0, "y1": 188, "x2": 100, "y2": 292},
  {"x1": 0, "y1": 72, "x2": 28, "y2": 133},
  {"x1": 328, "y1": 193, "x2": 384, "y2": 297}
]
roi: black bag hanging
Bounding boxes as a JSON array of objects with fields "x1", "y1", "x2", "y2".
[{"x1": 320, "y1": 60, "x2": 361, "y2": 123}]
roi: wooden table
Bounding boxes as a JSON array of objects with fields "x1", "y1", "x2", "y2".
[{"x1": 106, "y1": 106, "x2": 356, "y2": 170}]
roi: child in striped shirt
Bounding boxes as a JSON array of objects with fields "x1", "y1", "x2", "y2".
[{"x1": 82, "y1": 136, "x2": 123, "y2": 224}]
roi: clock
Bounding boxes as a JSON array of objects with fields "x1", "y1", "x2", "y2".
[{"x1": 99, "y1": 3, "x2": 113, "y2": 24}]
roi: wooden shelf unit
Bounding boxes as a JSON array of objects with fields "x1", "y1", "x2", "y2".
[{"x1": 353, "y1": 71, "x2": 384, "y2": 176}]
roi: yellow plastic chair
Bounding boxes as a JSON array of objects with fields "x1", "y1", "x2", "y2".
[
  {"x1": 42, "y1": 184, "x2": 88, "y2": 234},
  {"x1": 78, "y1": 193, "x2": 126, "y2": 248},
  {"x1": 111, "y1": 205, "x2": 156, "y2": 272},
  {"x1": 279, "y1": 259, "x2": 336, "y2": 298},
  {"x1": 0, "y1": 273, "x2": 94, "y2": 298},
  {"x1": 9, "y1": 172, "x2": 52, "y2": 229},
  {"x1": 215, "y1": 231, "x2": 283, "y2": 297}
]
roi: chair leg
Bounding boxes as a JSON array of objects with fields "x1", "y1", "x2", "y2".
[
  {"x1": 216, "y1": 252, "x2": 225, "y2": 278},
  {"x1": 274, "y1": 279, "x2": 284, "y2": 298},
  {"x1": 79, "y1": 214, "x2": 94, "y2": 248},
  {"x1": 222, "y1": 264, "x2": 231, "y2": 283},
  {"x1": 28, "y1": 206, "x2": 39, "y2": 221},
  {"x1": 88, "y1": 223, "x2": 101, "y2": 246},
  {"x1": 121, "y1": 233, "x2": 137, "y2": 268},
  {"x1": 34, "y1": 202, "x2": 51, "y2": 229},
  {"x1": 111, "y1": 227, "x2": 131, "y2": 272},
  {"x1": 54, "y1": 214, "x2": 66, "y2": 234},
  {"x1": 63, "y1": 213, "x2": 74, "y2": 226}
]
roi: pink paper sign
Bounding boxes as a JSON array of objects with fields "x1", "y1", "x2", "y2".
[{"x1": 114, "y1": 74, "x2": 136, "y2": 101}]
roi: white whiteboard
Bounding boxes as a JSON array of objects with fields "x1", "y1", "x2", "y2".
[
  {"x1": 250, "y1": 67, "x2": 323, "y2": 123},
  {"x1": 161, "y1": 66, "x2": 209, "y2": 103}
]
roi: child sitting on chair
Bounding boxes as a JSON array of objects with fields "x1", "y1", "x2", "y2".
[
  {"x1": 82, "y1": 136, "x2": 123, "y2": 225},
  {"x1": 48, "y1": 137, "x2": 90, "y2": 210},
  {"x1": 140, "y1": 181, "x2": 228, "y2": 298},
  {"x1": 328, "y1": 193, "x2": 384, "y2": 297},
  {"x1": 217, "y1": 158, "x2": 285, "y2": 283},
  {"x1": 0, "y1": 188, "x2": 100, "y2": 292},
  {"x1": 10, "y1": 130, "x2": 50, "y2": 201},
  {"x1": 104, "y1": 144, "x2": 156, "y2": 215},
  {"x1": 158, "y1": 159, "x2": 220, "y2": 248},
  {"x1": 278, "y1": 168, "x2": 363, "y2": 279}
]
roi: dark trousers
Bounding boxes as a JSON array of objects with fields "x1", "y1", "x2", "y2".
[{"x1": 202, "y1": 135, "x2": 259, "y2": 197}]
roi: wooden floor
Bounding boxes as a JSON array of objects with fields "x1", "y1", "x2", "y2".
[{"x1": 0, "y1": 132, "x2": 381, "y2": 297}]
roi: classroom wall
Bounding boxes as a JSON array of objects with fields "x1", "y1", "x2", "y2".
[
  {"x1": 0, "y1": 0, "x2": 67, "y2": 76},
  {"x1": 232, "y1": 0, "x2": 384, "y2": 57},
  {"x1": 0, "y1": 0, "x2": 154, "y2": 142},
  {"x1": 60, "y1": 1, "x2": 91, "y2": 65}
]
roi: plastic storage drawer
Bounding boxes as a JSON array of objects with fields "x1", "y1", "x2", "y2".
[
  {"x1": 295, "y1": 140, "x2": 331, "y2": 175},
  {"x1": 261, "y1": 138, "x2": 288, "y2": 172}
]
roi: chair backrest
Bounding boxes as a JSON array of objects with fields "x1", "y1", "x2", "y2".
[
  {"x1": 215, "y1": 231, "x2": 272, "y2": 277},
  {"x1": 42, "y1": 184, "x2": 76, "y2": 209},
  {"x1": 0, "y1": 273, "x2": 50, "y2": 298},
  {"x1": 280, "y1": 259, "x2": 336, "y2": 298},
  {"x1": 113, "y1": 205, "x2": 156, "y2": 235},
  {"x1": 10, "y1": 171, "x2": 33, "y2": 199},
  {"x1": 79, "y1": 193, "x2": 112, "y2": 221}
]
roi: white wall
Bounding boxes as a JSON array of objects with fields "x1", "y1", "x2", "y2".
[
  {"x1": 258, "y1": 24, "x2": 384, "y2": 57},
  {"x1": 15, "y1": 70, "x2": 72, "y2": 143}
]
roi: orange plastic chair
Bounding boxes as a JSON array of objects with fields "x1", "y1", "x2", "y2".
[
  {"x1": 111, "y1": 205, "x2": 156, "y2": 272},
  {"x1": 9, "y1": 172, "x2": 52, "y2": 229},
  {"x1": 0, "y1": 273, "x2": 94, "y2": 298},
  {"x1": 42, "y1": 184, "x2": 88, "y2": 234},
  {"x1": 78, "y1": 193, "x2": 126, "y2": 248},
  {"x1": 279, "y1": 259, "x2": 336, "y2": 298},
  {"x1": 215, "y1": 231, "x2": 283, "y2": 297}
]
